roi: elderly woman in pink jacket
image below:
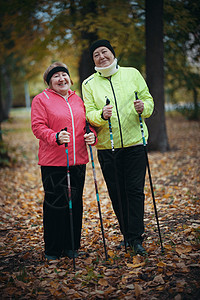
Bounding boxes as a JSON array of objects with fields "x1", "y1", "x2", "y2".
[{"x1": 31, "y1": 62, "x2": 96, "y2": 261}]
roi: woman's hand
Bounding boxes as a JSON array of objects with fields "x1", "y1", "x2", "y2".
[
  {"x1": 84, "y1": 132, "x2": 95, "y2": 145},
  {"x1": 102, "y1": 104, "x2": 113, "y2": 119},
  {"x1": 58, "y1": 130, "x2": 70, "y2": 144},
  {"x1": 134, "y1": 99, "x2": 144, "y2": 114}
]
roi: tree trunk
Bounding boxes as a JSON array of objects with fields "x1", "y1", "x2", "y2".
[
  {"x1": 78, "y1": 0, "x2": 98, "y2": 93},
  {"x1": 0, "y1": 64, "x2": 13, "y2": 141},
  {"x1": 145, "y1": 0, "x2": 169, "y2": 152},
  {"x1": 24, "y1": 81, "x2": 31, "y2": 109},
  {"x1": 193, "y1": 88, "x2": 198, "y2": 120},
  {"x1": 0, "y1": 68, "x2": 3, "y2": 142},
  {"x1": 79, "y1": 46, "x2": 95, "y2": 88},
  {"x1": 0, "y1": 66, "x2": 10, "y2": 165},
  {"x1": 1, "y1": 64, "x2": 13, "y2": 120}
]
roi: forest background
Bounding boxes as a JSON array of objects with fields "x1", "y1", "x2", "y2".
[
  {"x1": 0, "y1": 0, "x2": 200, "y2": 299},
  {"x1": 0, "y1": 0, "x2": 200, "y2": 157}
]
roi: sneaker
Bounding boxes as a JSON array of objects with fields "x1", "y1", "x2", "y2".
[
  {"x1": 116, "y1": 240, "x2": 129, "y2": 250},
  {"x1": 64, "y1": 250, "x2": 79, "y2": 259},
  {"x1": 45, "y1": 254, "x2": 59, "y2": 261},
  {"x1": 133, "y1": 243, "x2": 147, "y2": 256}
]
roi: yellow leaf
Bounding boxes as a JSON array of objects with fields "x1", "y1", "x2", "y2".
[
  {"x1": 107, "y1": 250, "x2": 115, "y2": 257},
  {"x1": 12, "y1": 236, "x2": 17, "y2": 242},
  {"x1": 129, "y1": 270, "x2": 140, "y2": 275},
  {"x1": 164, "y1": 244, "x2": 172, "y2": 250},
  {"x1": 126, "y1": 262, "x2": 145, "y2": 268},
  {"x1": 124, "y1": 252, "x2": 131, "y2": 258},
  {"x1": 156, "y1": 286, "x2": 166, "y2": 291},
  {"x1": 163, "y1": 193, "x2": 171, "y2": 198},
  {"x1": 157, "y1": 261, "x2": 166, "y2": 267}
]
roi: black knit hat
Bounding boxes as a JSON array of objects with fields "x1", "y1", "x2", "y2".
[{"x1": 90, "y1": 39, "x2": 115, "y2": 59}]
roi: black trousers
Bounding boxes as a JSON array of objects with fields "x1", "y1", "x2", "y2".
[
  {"x1": 41, "y1": 165, "x2": 86, "y2": 257},
  {"x1": 98, "y1": 145, "x2": 146, "y2": 245}
]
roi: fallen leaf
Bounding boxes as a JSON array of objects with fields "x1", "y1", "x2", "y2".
[
  {"x1": 135, "y1": 283, "x2": 142, "y2": 298},
  {"x1": 98, "y1": 278, "x2": 109, "y2": 286},
  {"x1": 126, "y1": 262, "x2": 145, "y2": 268},
  {"x1": 157, "y1": 261, "x2": 166, "y2": 267},
  {"x1": 153, "y1": 274, "x2": 165, "y2": 284}
]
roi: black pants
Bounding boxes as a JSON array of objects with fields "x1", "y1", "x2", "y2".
[
  {"x1": 98, "y1": 145, "x2": 146, "y2": 245},
  {"x1": 41, "y1": 165, "x2": 86, "y2": 257}
]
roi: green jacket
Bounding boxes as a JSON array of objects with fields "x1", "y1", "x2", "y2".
[{"x1": 82, "y1": 66, "x2": 154, "y2": 150}]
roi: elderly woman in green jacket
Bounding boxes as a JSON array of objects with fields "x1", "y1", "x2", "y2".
[{"x1": 82, "y1": 39, "x2": 154, "y2": 255}]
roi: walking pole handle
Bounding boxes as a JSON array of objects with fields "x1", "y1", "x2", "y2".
[
  {"x1": 63, "y1": 127, "x2": 68, "y2": 147},
  {"x1": 105, "y1": 98, "x2": 115, "y2": 152},
  {"x1": 134, "y1": 92, "x2": 146, "y2": 146},
  {"x1": 106, "y1": 98, "x2": 111, "y2": 121},
  {"x1": 106, "y1": 98, "x2": 110, "y2": 106},
  {"x1": 86, "y1": 121, "x2": 91, "y2": 134}
]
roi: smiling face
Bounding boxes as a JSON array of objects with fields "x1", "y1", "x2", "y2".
[
  {"x1": 50, "y1": 71, "x2": 71, "y2": 97},
  {"x1": 93, "y1": 46, "x2": 115, "y2": 68}
]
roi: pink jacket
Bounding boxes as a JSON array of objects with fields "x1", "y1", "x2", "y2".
[{"x1": 31, "y1": 88, "x2": 96, "y2": 166}]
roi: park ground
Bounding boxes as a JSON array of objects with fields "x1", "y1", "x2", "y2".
[{"x1": 0, "y1": 109, "x2": 200, "y2": 299}]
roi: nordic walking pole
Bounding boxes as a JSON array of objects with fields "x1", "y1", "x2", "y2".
[
  {"x1": 63, "y1": 127, "x2": 76, "y2": 270},
  {"x1": 105, "y1": 98, "x2": 127, "y2": 253},
  {"x1": 134, "y1": 93, "x2": 164, "y2": 253},
  {"x1": 86, "y1": 121, "x2": 108, "y2": 260}
]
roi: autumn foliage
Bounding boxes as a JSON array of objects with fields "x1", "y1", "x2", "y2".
[{"x1": 0, "y1": 110, "x2": 200, "y2": 299}]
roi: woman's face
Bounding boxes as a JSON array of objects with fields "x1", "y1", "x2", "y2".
[
  {"x1": 50, "y1": 71, "x2": 71, "y2": 96},
  {"x1": 93, "y1": 46, "x2": 115, "y2": 68}
]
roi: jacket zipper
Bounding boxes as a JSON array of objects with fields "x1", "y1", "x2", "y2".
[
  {"x1": 45, "y1": 89, "x2": 77, "y2": 165},
  {"x1": 107, "y1": 78, "x2": 123, "y2": 148},
  {"x1": 66, "y1": 98, "x2": 76, "y2": 165}
]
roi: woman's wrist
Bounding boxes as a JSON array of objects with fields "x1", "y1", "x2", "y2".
[
  {"x1": 56, "y1": 132, "x2": 61, "y2": 145},
  {"x1": 101, "y1": 109, "x2": 107, "y2": 120}
]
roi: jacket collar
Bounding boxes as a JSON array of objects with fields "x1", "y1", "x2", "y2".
[
  {"x1": 45, "y1": 88, "x2": 75, "y2": 99},
  {"x1": 95, "y1": 58, "x2": 119, "y2": 78}
]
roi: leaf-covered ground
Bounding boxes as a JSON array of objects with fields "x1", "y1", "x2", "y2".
[{"x1": 0, "y1": 109, "x2": 200, "y2": 299}]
